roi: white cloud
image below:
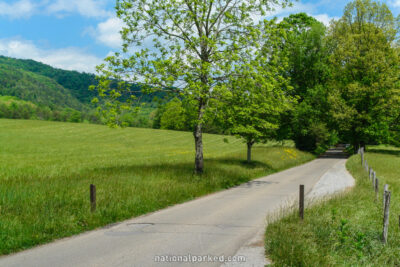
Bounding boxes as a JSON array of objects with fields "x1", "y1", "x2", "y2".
[
  {"x1": 390, "y1": 0, "x2": 400, "y2": 8},
  {"x1": 0, "y1": 0, "x2": 36, "y2": 18},
  {"x1": 0, "y1": 38, "x2": 103, "y2": 73},
  {"x1": 0, "y1": 0, "x2": 111, "y2": 19},
  {"x1": 87, "y1": 16, "x2": 124, "y2": 48},
  {"x1": 313, "y1": 14, "x2": 339, "y2": 26},
  {"x1": 266, "y1": 2, "x2": 339, "y2": 27},
  {"x1": 46, "y1": 0, "x2": 110, "y2": 18},
  {"x1": 267, "y1": 2, "x2": 317, "y2": 18}
]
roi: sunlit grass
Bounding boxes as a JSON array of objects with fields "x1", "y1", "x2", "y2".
[
  {"x1": 265, "y1": 146, "x2": 400, "y2": 266},
  {"x1": 0, "y1": 119, "x2": 313, "y2": 255}
]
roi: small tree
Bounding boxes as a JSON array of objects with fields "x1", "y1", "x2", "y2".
[
  {"x1": 224, "y1": 20, "x2": 294, "y2": 162},
  {"x1": 160, "y1": 98, "x2": 186, "y2": 130},
  {"x1": 92, "y1": 0, "x2": 290, "y2": 174}
]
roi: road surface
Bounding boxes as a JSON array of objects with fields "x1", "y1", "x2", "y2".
[{"x1": 0, "y1": 149, "x2": 350, "y2": 267}]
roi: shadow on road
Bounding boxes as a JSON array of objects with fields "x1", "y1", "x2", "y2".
[{"x1": 318, "y1": 146, "x2": 349, "y2": 159}]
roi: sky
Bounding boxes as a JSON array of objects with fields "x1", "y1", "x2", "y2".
[{"x1": 0, "y1": 0, "x2": 399, "y2": 73}]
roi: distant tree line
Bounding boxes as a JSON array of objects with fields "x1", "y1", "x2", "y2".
[{"x1": 0, "y1": 97, "x2": 100, "y2": 123}]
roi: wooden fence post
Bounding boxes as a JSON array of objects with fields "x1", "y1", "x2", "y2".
[
  {"x1": 361, "y1": 151, "x2": 364, "y2": 165},
  {"x1": 375, "y1": 178, "x2": 379, "y2": 201},
  {"x1": 383, "y1": 190, "x2": 391, "y2": 244},
  {"x1": 299, "y1": 185, "x2": 304, "y2": 220},
  {"x1": 383, "y1": 184, "x2": 389, "y2": 207},
  {"x1": 90, "y1": 184, "x2": 96, "y2": 212}
]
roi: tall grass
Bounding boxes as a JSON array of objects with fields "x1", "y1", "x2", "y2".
[
  {"x1": 0, "y1": 119, "x2": 313, "y2": 255},
  {"x1": 265, "y1": 145, "x2": 400, "y2": 266}
]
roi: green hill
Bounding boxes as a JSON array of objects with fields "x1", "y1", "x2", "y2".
[
  {"x1": 0, "y1": 56, "x2": 99, "y2": 123},
  {"x1": 0, "y1": 56, "x2": 97, "y2": 104},
  {"x1": 0, "y1": 64, "x2": 85, "y2": 110},
  {"x1": 0, "y1": 56, "x2": 169, "y2": 126},
  {"x1": 0, "y1": 56, "x2": 168, "y2": 106}
]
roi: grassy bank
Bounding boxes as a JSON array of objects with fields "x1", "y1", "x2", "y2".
[
  {"x1": 0, "y1": 119, "x2": 314, "y2": 255},
  {"x1": 265, "y1": 145, "x2": 400, "y2": 266}
]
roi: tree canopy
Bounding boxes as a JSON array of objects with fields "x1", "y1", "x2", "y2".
[{"x1": 328, "y1": 0, "x2": 400, "y2": 150}]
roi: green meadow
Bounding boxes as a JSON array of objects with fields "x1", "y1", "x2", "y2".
[
  {"x1": 265, "y1": 145, "x2": 400, "y2": 266},
  {"x1": 0, "y1": 119, "x2": 313, "y2": 255}
]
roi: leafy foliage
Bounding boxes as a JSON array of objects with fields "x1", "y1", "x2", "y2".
[
  {"x1": 327, "y1": 0, "x2": 400, "y2": 149},
  {"x1": 277, "y1": 13, "x2": 334, "y2": 152},
  {"x1": 160, "y1": 98, "x2": 187, "y2": 131},
  {"x1": 223, "y1": 19, "x2": 294, "y2": 161}
]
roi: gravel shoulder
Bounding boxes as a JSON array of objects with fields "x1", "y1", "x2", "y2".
[{"x1": 308, "y1": 158, "x2": 355, "y2": 200}]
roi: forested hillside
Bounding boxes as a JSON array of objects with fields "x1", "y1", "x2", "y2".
[
  {"x1": 0, "y1": 56, "x2": 97, "y2": 104},
  {"x1": 0, "y1": 64, "x2": 85, "y2": 110},
  {"x1": 0, "y1": 56, "x2": 98, "y2": 123},
  {"x1": 0, "y1": 56, "x2": 168, "y2": 126}
]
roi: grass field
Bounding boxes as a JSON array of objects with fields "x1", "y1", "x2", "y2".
[
  {"x1": 265, "y1": 145, "x2": 400, "y2": 266},
  {"x1": 0, "y1": 119, "x2": 314, "y2": 255}
]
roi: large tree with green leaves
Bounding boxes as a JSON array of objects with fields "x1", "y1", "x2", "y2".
[
  {"x1": 92, "y1": 0, "x2": 290, "y2": 173},
  {"x1": 277, "y1": 13, "x2": 333, "y2": 152},
  {"x1": 327, "y1": 0, "x2": 400, "y2": 151}
]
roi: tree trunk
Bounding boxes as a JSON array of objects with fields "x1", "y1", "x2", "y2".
[
  {"x1": 247, "y1": 141, "x2": 254, "y2": 163},
  {"x1": 194, "y1": 101, "x2": 205, "y2": 174},
  {"x1": 353, "y1": 141, "x2": 359, "y2": 154},
  {"x1": 360, "y1": 140, "x2": 365, "y2": 151}
]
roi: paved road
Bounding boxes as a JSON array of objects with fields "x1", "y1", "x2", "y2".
[{"x1": 0, "y1": 149, "x2": 348, "y2": 267}]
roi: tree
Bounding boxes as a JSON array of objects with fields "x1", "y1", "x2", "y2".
[
  {"x1": 160, "y1": 98, "x2": 186, "y2": 130},
  {"x1": 278, "y1": 13, "x2": 333, "y2": 152},
  {"x1": 224, "y1": 19, "x2": 294, "y2": 162},
  {"x1": 327, "y1": 0, "x2": 400, "y2": 152},
  {"x1": 92, "y1": 0, "x2": 290, "y2": 173}
]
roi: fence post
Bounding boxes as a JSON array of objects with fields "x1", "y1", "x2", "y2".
[
  {"x1": 299, "y1": 185, "x2": 304, "y2": 220},
  {"x1": 375, "y1": 178, "x2": 379, "y2": 201},
  {"x1": 383, "y1": 191, "x2": 391, "y2": 244},
  {"x1": 90, "y1": 184, "x2": 96, "y2": 212},
  {"x1": 383, "y1": 184, "x2": 389, "y2": 207}
]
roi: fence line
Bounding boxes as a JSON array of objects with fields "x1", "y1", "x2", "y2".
[{"x1": 359, "y1": 147, "x2": 394, "y2": 244}]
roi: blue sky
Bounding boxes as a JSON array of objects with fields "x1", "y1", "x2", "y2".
[{"x1": 0, "y1": 0, "x2": 399, "y2": 73}]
